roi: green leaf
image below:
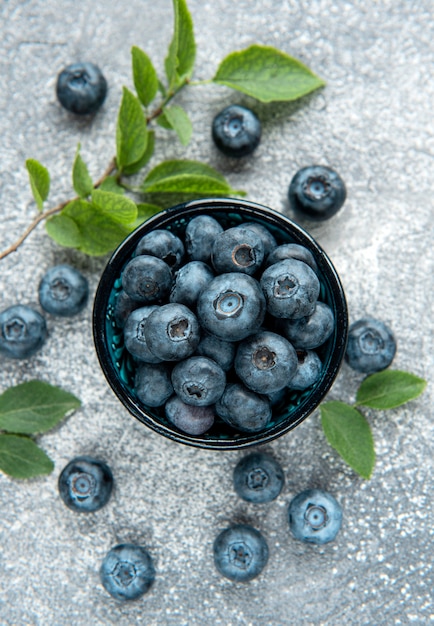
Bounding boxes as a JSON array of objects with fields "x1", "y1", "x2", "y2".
[
  {"x1": 159, "y1": 105, "x2": 192, "y2": 146},
  {"x1": 91, "y1": 190, "x2": 137, "y2": 224},
  {"x1": 356, "y1": 370, "x2": 427, "y2": 410},
  {"x1": 0, "y1": 434, "x2": 54, "y2": 479},
  {"x1": 26, "y1": 159, "x2": 50, "y2": 210},
  {"x1": 213, "y1": 44, "x2": 325, "y2": 103},
  {"x1": 47, "y1": 199, "x2": 132, "y2": 256},
  {"x1": 123, "y1": 131, "x2": 155, "y2": 176},
  {"x1": 72, "y1": 146, "x2": 93, "y2": 198},
  {"x1": 98, "y1": 176, "x2": 125, "y2": 195},
  {"x1": 127, "y1": 203, "x2": 163, "y2": 230},
  {"x1": 45, "y1": 213, "x2": 82, "y2": 248},
  {"x1": 165, "y1": 0, "x2": 196, "y2": 88},
  {"x1": 132, "y1": 46, "x2": 159, "y2": 107},
  {"x1": 116, "y1": 87, "x2": 148, "y2": 169},
  {"x1": 320, "y1": 401, "x2": 375, "y2": 479},
  {"x1": 141, "y1": 160, "x2": 245, "y2": 196},
  {"x1": 0, "y1": 380, "x2": 80, "y2": 435}
]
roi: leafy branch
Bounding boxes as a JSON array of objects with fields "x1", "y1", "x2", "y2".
[
  {"x1": 0, "y1": 381, "x2": 81, "y2": 478},
  {"x1": 0, "y1": 0, "x2": 325, "y2": 261}
]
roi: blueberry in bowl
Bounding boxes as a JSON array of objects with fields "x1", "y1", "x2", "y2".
[{"x1": 93, "y1": 198, "x2": 348, "y2": 450}]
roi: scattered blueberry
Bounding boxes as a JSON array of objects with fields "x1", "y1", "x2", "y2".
[
  {"x1": 134, "y1": 362, "x2": 173, "y2": 407},
  {"x1": 212, "y1": 105, "x2": 261, "y2": 158},
  {"x1": 234, "y1": 330, "x2": 298, "y2": 394},
  {"x1": 211, "y1": 226, "x2": 264, "y2": 276},
  {"x1": 165, "y1": 395, "x2": 215, "y2": 435},
  {"x1": 195, "y1": 332, "x2": 235, "y2": 371},
  {"x1": 145, "y1": 303, "x2": 201, "y2": 361},
  {"x1": 233, "y1": 452, "x2": 284, "y2": 503},
  {"x1": 184, "y1": 215, "x2": 224, "y2": 263},
  {"x1": 170, "y1": 261, "x2": 214, "y2": 308},
  {"x1": 136, "y1": 229, "x2": 185, "y2": 271},
  {"x1": 288, "y1": 488, "x2": 342, "y2": 544},
  {"x1": 197, "y1": 273, "x2": 266, "y2": 342},
  {"x1": 345, "y1": 317, "x2": 396, "y2": 373},
  {"x1": 0, "y1": 304, "x2": 47, "y2": 359},
  {"x1": 265, "y1": 243, "x2": 318, "y2": 273},
  {"x1": 121, "y1": 255, "x2": 172, "y2": 304},
  {"x1": 58, "y1": 456, "x2": 113, "y2": 513},
  {"x1": 281, "y1": 301, "x2": 335, "y2": 349},
  {"x1": 171, "y1": 356, "x2": 226, "y2": 406},
  {"x1": 213, "y1": 525, "x2": 269, "y2": 582},
  {"x1": 260, "y1": 259, "x2": 320, "y2": 319},
  {"x1": 287, "y1": 350, "x2": 322, "y2": 390},
  {"x1": 56, "y1": 62, "x2": 107, "y2": 115},
  {"x1": 100, "y1": 543, "x2": 155, "y2": 601},
  {"x1": 38, "y1": 264, "x2": 88, "y2": 317},
  {"x1": 216, "y1": 383, "x2": 272, "y2": 433},
  {"x1": 124, "y1": 306, "x2": 162, "y2": 363},
  {"x1": 288, "y1": 165, "x2": 346, "y2": 221}
]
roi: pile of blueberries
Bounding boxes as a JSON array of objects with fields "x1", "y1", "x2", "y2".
[
  {"x1": 58, "y1": 451, "x2": 342, "y2": 599},
  {"x1": 113, "y1": 214, "x2": 336, "y2": 437}
]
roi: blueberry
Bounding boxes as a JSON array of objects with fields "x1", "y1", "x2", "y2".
[
  {"x1": 134, "y1": 362, "x2": 173, "y2": 407},
  {"x1": 124, "y1": 306, "x2": 162, "y2": 363},
  {"x1": 216, "y1": 383, "x2": 272, "y2": 433},
  {"x1": 243, "y1": 222, "x2": 277, "y2": 258},
  {"x1": 213, "y1": 525, "x2": 269, "y2": 582},
  {"x1": 38, "y1": 264, "x2": 88, "y2": 317},
  {"x1": 145, "y1": 303, "x2": 201, "y2": 361},
  {"x1": 165, "y1": 395, "x2": 215, "y2": 435},
  {"x1": 211, "y1": 226, "x2": 265, "y2": 276},
  {"x1": 265, "y1": 243, "x2": 318, "y2": 273},
  {"x1": 288, "y1": 489, "x2": 342, "y2": 544},
  {"x1": 287, "y1": 350, "x2": 322, "y2": 390},
  {"x1": 170, "y1": 261, "x2": 214, "y2": 308},
  {"x1": 185, "y1": 215, "x2": 224, "y2": 263},
  {"x1": 56, "y1": 62, "x2": 107, "y2": 115},
  {"x1": 345, "y1": 318, "x2": 396, "y2": 373},
  {"x1": 58, "y1": 456, "x2": 113, "y2": 513},
  {"x1": 233, "y1": 452, "x2": 284, "y2": 503},
  {"x1": 0, "y1": 304, "x2": 47, "y2": 359},
  {"x1": 171, "y1": 356, "x2": 226, "y2": 406},
  {"x1": 197, "y1": 273, "x2": 266, "y2": 342},
  {"x1": 195, "y1": 332, "x2": 235, "y2": 371},
  {"x1": 260, "y1": 259, "x2": 320, "y2": 319},
  {"x1": 234, "y1": 330, "x2": 298, "y2": 394},
  {"x1": 288, "y1": 165, "x2": 346, "y2": 221},
  {"x1": 281, "y1": 301, "x2": 335, "y2": 349},
  {"x1": 121, "y1": 255, "x2": 172, "y2": 304},
  {"x1": 113, "y1": 290, "x2": 140, "y2": 329},
  {"x1": 100, "y1": 543, "x2": 155, "y2": 601},
  {"x1": 212, "y1": 105, "x2": 261, "y2": 158},
  {"x1": 135, "y1": 229, "x2": 185, "y2": 271}
]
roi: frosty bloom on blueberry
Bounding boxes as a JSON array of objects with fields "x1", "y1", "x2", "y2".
[{"x1": 212, "y1": 105, "x2": 261, "y2": 158}]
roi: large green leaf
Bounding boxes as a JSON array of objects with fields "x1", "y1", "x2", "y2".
[
  {"x1": 116, "y1": 87, "x2": 148, "y2": 169},
  {"x1": 356, "y1": 370, "x2": 427, "y2": 410},
  {"x1": 132, "y1": 46, "x2": 159, "y2": 107},
  {"x1": 320, "y1": 401, "x2": 375, "y2": 479},
  {"x1": 0, "y1": 380, "x2": 80, "y2": 435},
  {"x1": 26, "y1": 159, "x2": 50, "y2": 210},
  {"x1": 143, "y1": 160, "x2": 228, "y2": 185},
  {"x1": 91, "y1": 189, "x2": 138, "y2": 224},
  {"x1": 0, "y1": 434, "x2": 54, "y2": 479},
  {"x1": 123, "y1": 131, "x2": 155, "y2": 176},
  {"x1": 165, "y1": 0, "x2": 196, "y2": 88},
  {"x1": 213, "y1": 44, "x2": 325, "y2": 103}
]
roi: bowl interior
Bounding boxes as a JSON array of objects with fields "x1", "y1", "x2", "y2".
[{"x1": 93, "y1": 198, "x2": 348, "y2": 449}]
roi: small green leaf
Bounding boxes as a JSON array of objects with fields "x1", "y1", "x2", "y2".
[
  {"x1": 123, "y1": 131, "x2": 155, "y2": 176},
  {"x1": 0, "y1": 380, "x2": 80, "y2": 435},
  {"x1": 98, "y1": 176, "x2": 125, "y2": 195},
  {"x1": 91, "y1": 190, "x2": 138, "y2": 224},
  {"x1": 320, "y1": 401, "x2": 375, "y2": 479},
  {"x1": 165, "y1": 0, "x2": 196, "y2": 88},
  {"x1": 26, "y1": 159, "x2": 50, "y2": 210},
  {"x1": 160, "y1": 105, "x2": 192, "y2": 146},
  {"x1": 127, "y1": 203, "x2": 163, "y2": 230},
  {"x1": 132, "y1": 46, "x2": 159, "y2": 107},
  {"x1": 116, "y1": 87, "x2": 148, "y2": 169},
  {"x1": 213, "y1": 44, "x2": 325, "y2": 103},
  {"x1": 72, "y1": 146, "x2": 93, "y2": 198},
  {"x1": 144, "y1": 160, "x2": 229, "y2": 185},
  {"x1": 356, "y1": 370, "x2": 427, "y2": 410},
  {"x1": 0, "y1": 434, "x2": 54, "y2": 479},
  {"x1": 45, "y1": 213, "x2": 82, "y2": 248}
]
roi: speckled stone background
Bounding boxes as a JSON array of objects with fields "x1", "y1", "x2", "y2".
[{"x1": 0, "y1": 1, "x2": 433, "y2": 624}]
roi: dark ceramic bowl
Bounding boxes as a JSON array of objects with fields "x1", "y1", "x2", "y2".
[{"x1": 93, "y1": 198, "x2": 348, "y2": 450}]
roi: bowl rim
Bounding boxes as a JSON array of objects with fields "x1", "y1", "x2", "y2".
[{"x1": 93, "y1": 197, "x2": 348, "y2": 450}]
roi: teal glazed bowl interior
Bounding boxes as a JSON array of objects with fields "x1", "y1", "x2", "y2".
[{"x1": 93, "y1": 198, "x2": 348, "y2": 449}]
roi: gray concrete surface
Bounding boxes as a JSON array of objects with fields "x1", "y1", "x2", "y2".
[{"x1": 0, "y1": 1, "x2": 433, "y2": 624}]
